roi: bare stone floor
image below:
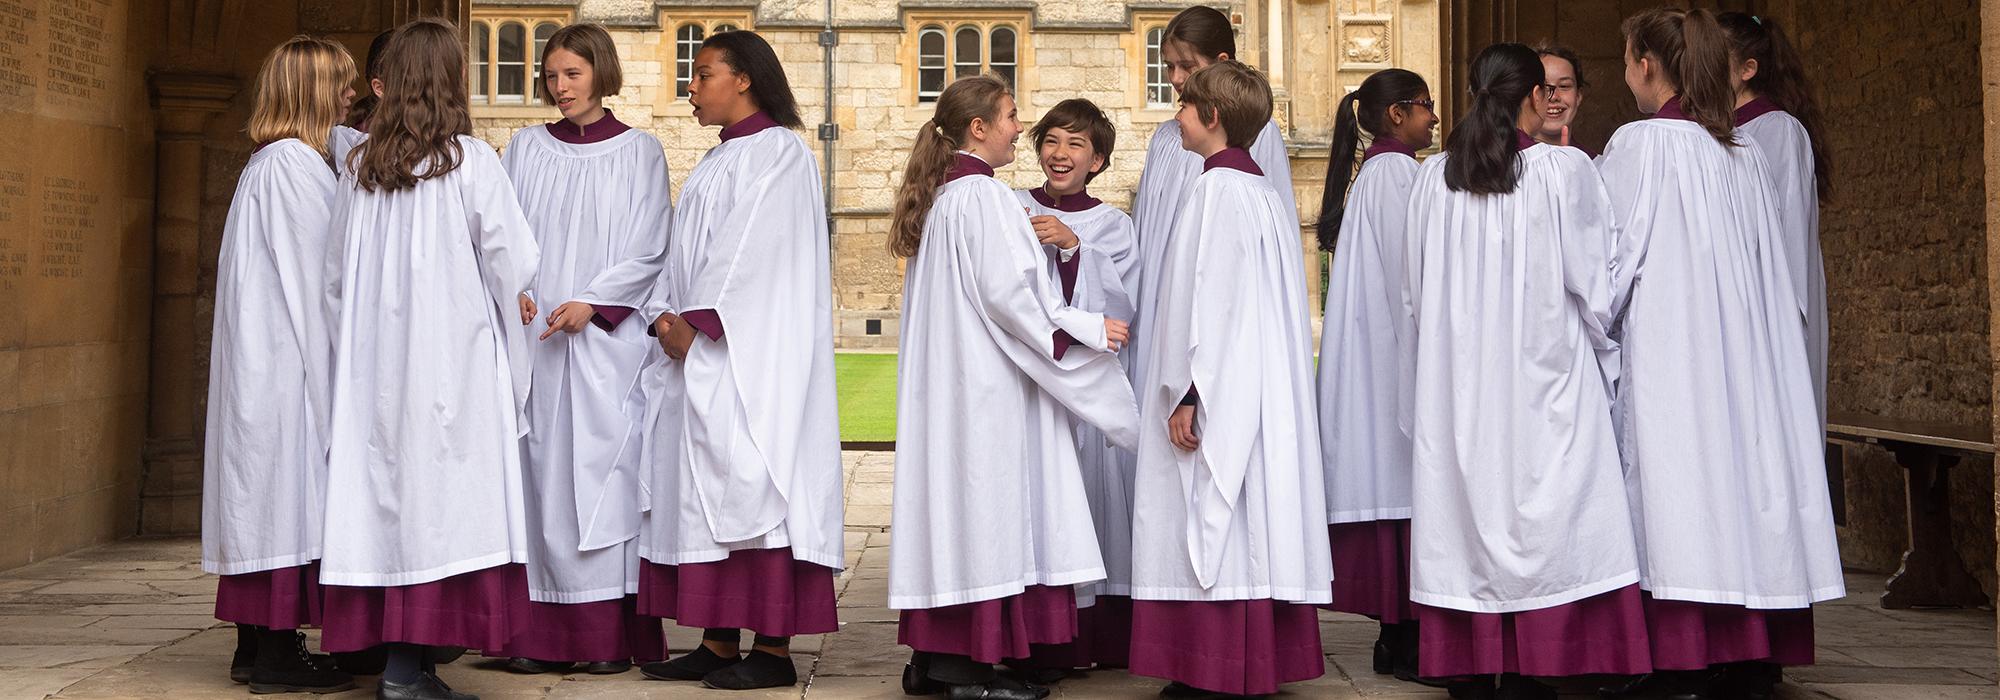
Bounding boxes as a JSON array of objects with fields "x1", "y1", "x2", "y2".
[{"x1": 0, "y1": 452, "x2": 1993, "y2": 699}]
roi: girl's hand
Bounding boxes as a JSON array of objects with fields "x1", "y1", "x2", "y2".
[
  {"x1": 1169, "y1": 405, "x2": 1200, "y2": 451},
  {"x1": 1560, "y1": 125, "x2": 1571, "y2": 147},
  {"x1": 540, "y1": 301, "x2": 596, "y2": 340},
  {"x1": 1030, "y1": 215, "x2": 1080, "y2": 250},
  {"x1": 518, "y1": 294, "x2": 537, "y2": 326},
  {"x1": 653, "y1": 312, "x2": 680, "y2": 355},
  {"x1": 1104, "y1": 318, "x2": 1129, "y2": 351},
  {"x1": 662, "y1": 317, "x2": 697, "y2": 360}
]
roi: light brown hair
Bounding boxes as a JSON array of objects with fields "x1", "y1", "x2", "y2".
[
  {"x1": 248, "y1": 36, "x2": 357, "y2": 158},
  {"x1": 352, "y1": 18, "x2": 474, "y2": 192},
  {"x1": 535, "y1": 23, "x2": 622, "y2": 103},
  {"x1": 1179, "y1": 60, "x2": 1272, "y2": 149},
  {"x1": 1163, "y1": 6, "x2": 1236, "y2": 61},
  {"x1": 888, "y1": 74, "x2": 1010, "y2": 258},
  {"x1": 1623, "y1": 7, "x2": 1738, "y2": 147},
  {"x1": 1028, "y1": 98, "x2": 1116, "y2": 184}
]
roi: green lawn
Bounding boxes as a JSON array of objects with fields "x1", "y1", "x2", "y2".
[{"x1": 835, "y1": 353, "x2": 898, "y2": 443}]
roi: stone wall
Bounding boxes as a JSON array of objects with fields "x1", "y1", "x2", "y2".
[{"x1": 0, "y1": 0, "x2": 155, "y2": 570}]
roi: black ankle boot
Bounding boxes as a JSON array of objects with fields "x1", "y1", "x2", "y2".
[
  {"x1": 1718, "y1": 661, "x2": 1780, "y2": 699},
  {"x1": 231, "y1": 624, "x2": 261, "y2": 683},
  {"x1": 1372, "y1": 622, "x2": 1396, "y2": 675},
  {"x1": 1447, "y1": 676, "x2": 1497, "y2": 700},
  {"x1": 249, "y1": 629, "x2": 356, "y2": 694}
]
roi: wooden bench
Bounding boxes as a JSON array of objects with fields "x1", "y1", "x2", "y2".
[{"x1": 1825, "y1": 412, "x2": 1993, "y2": 609}]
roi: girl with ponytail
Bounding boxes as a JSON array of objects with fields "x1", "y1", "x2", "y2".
[
  {"x1": 1600, "y1": 9, "x2": 1844, "y2": 698},
  {"x1": 1401, "y1": 43, "x2": 1647, "y2": 698},
  {"x1": 1310, "y1": 67, "x2": 1434, "y2": 682},
  {"x1": 886, "y1": 75, "x2": 1138, "y2": 700},
  {"x1": 1720, "y1": 11, "x2": 1832, "y2": 450}
]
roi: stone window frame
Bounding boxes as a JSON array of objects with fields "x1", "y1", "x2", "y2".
[
  {"x1": 903, "y1": 10, "x2": 1031, "y2": 106},
  {"x1": 656, "y1": 9, "x2": 755, "y2": 117},
  {"x1": 1128, "y1": 11, "x2": 1180, "y2": 116},
  {"x1": 672, "y1": 19, "x2": 746, "y2": 98},
  {"x1": 468, "y1": 7, "x2": 572, "y2": 111}
]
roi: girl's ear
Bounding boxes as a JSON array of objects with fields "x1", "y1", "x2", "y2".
[
  {"x1": 1214, "y1": 51, "x2": 1232, "y2": 63},
  {"x1": 1386, "y1": 104, "x2": 1406, "y2": 128},
  {"x1": 370, "y1": 77, "x2": 384, "y2": 98},
  {"x1": 967, "y1": 116, "x2": 987, "y2": 142},
  {"x1": 1737, "y1": 57, "x2": 1760, "y2": 85},
  {"x1": 734, "y1": 68, "x2": 751, "y2": 96}
]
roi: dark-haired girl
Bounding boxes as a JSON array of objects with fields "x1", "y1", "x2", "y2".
[
  {"x1": 1311, "y1": 67, "x2": 1435, "y2": 683},
  {"x1": 493, "y1": 22, "x2": 669, "y2": 676},
  {"x1": 318, "y1": 18, "x2": 541, "y2": 700},
  {"x1": 886, "y1": 74, "x2": 1137, "y2": 700},
  {"x1": 625, "y1": 30, "x2": 843, "y2": 692},
  {"x1": 1405, "y1": 43, "x2": 1648, "y2": 699},
  {"x1": 331, "y1": 28, "x2": 393, "y2": 173},
  {"x1": 1599, "y1": 8, "x2": 1841, "y2": 698},
  {"x1": 1721, "y1": 11, "x2": 1831, "y2": 432}
]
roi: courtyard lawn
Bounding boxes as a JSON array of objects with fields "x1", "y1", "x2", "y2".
[{"x1": 835, "y1": 353, "x2": 898, "y2": 443}]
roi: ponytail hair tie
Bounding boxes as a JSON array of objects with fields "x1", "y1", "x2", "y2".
[{"x1": 1752, "y1": 14, "x2": 1763, "y2": 24}]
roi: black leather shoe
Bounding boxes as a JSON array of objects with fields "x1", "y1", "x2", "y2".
[
  {"x1": 503, "y1": 657, "x2": 574, "y2": 674},
  {"x1": 640, "y1": 646, "x2": 741, "y2": 681},
  {"x1": 1497, "y1": 674, "x2": 1555, "y2": 700},
  {"x1": 1718, "y1": 661, "x2": 1779, "y2": 699},
  {"x1": 1372, "y1": 624, "x2": 1395, "y2": 675},
  {"x1": 581, "y1": 660, "x2": 631, "y2": 675},
  {"x1": 1448, "y1": 678, "x2": 1497, "y2": 700},
  {"x1": 1006, "y1": 665, "x2": 1068, "y2": 686},
  {"x1": 703, "y1": 650, "x2": 798, "y2": 690},
  {"x1": 904, "y1": 662, "x2": 947, "y2": 695},
  {"x1": 376, "y1": 672, "x2": 476, "y2": 700},
  {"x1": 1597, "y1": 673, "x2": 1651, "y2": 697},
  {"x1": 950, "y1": 678, "x2": 1049, "y2": 700}
]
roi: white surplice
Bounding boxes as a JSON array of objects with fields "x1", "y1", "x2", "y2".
[
  {"x1": 202, "y1": 139, "x2": 337, "y2": 576},
  {"x1": 1598, "y1": 117, "x2": 1845, "y2": 608},
  {"x1": 319, "y1": 135, "x2": 541, "y2": 586},
  {"x1": 502, "y1": 125, "x2": 672, "y2": 602},
  {"x1": 1017, "y1": 189, "x2": 1138, "y2": 603},
  {"x1": 330, "y1": 125, "x2": 366, "y2": 176},
  {"x1": 1316, "y1": 151, "x2": 1420, "y2": 525},
  {"x1": 1128, "y1": 159, "x2": 1331, "y2": 604},
  {"x1": 631, "y1": 123, "x2": 845, "y2": 571},
  {"x1": 1739, "y1": 109, "x2": 1826, "y2": 428},
  {"x1": 886, "y1": 162, "x2": 1140, "y2": 610},
  {"x1": 1403, "y1": 144, "x2": 1640, "y2": 613}
]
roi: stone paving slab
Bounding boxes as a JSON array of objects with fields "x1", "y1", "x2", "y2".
[{"x1": 0, "y1": 452, "x2": 1987, "y2": 698}]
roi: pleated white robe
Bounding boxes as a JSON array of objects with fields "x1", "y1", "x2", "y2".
[
  {"x1": 1598, "y1": 117, "x2": 1844, "y2": 608},
  {"x1": 632, "y1": 123, "x2": 845, "y2": 571},
  {"x1": 1739, "y1": 108, "x2": 1826, "y2": 429},
  {"x1": 503, "y1": 125, "x2": 672, "y2": 602},
  {"x1": 330, "y1": 125, "x2": 366, "y2": 176},
  {"x1": 319, "y1": 135, "x2": 541, "y2": 586},
  {"x1": 1316, "y1": 151, "x2": 1419, "y2": 525},
  {"x1": 1129, "y1": 158, "x2": 1331, "y2": 604},
  {"x1": 1404, "y1": 145, "x2": 1640, "y2": 613},
  {"x1": 202, "y1": 139, "x2": 337, "y2": 576},
  {"x1": 887, "y1": 163, "x2": 1140, "y2": 610},
  {"x1": 1017, "y1": 189, "x2": 1138, "y2": 604}
]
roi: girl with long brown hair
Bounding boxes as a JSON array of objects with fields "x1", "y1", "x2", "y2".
[
  {"x1": 1598, "y1": 8, "x2": 1842, "y2": 699},
  {"x1": 316, "y1": 18, "x2": 542, "y2": 700},
  {"x1": 885, "y1": 74, "x2": 1137, "y2": 700},
  {"x1": 204, "y1": 34, "x2": 358, "y2": 696}
]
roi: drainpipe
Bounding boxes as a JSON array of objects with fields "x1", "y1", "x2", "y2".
[{"x1": 819, "y1": 0, "x2": 838, "y2": 242}]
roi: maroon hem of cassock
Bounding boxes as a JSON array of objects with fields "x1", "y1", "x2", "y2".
[
  {"x1": 635, "y1": 548, "x2": 839, "y2": 637},
  {"x1": 1022, "y1": 594, "x2": 1134, "y2": 669},
  {"x1": 490, "y1": 595, "x2": 665, "y2": 663},
  {"x1": 1128, "y1": 599, "x2": 1325, "y2": 695},
  {"x1": 215, "y1": 562, "x2": 324, "y2": 629},
  {"x1": 1415, "y1": 583, "x2": 1652, "y2": 678},
  {"x1": 898, "y1": 586, "x2": 1079, "y2": 665},
  {"x1": 1324, "y1": 520, "x2": 1414, "y2": 624},
  {"x1": 318, "y1": 564, "x2": 527, "y2": 653},
  {"x1": 1643, "y1": 594, "x2": 1815, "y2": 669}
]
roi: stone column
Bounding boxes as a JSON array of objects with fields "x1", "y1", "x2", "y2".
[
  {"x1": 140, "y1": 74, "x2": 236, "y2": 535},
  {"x1": 1981, "y1": 0, "x2": 2000, "y2": 648}
]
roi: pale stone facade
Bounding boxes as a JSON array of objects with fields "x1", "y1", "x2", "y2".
[{"x1": 470, "y1": 0, "x2": 1442, "y2": 347}]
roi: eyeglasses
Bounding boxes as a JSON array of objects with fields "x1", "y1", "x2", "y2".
[
  {"x1": 1541, "y1": 83, "x2": 1580, "y2": 95},
  {"x1": 1394, "y1": 99, "x2": 1436, "y2": 111}
]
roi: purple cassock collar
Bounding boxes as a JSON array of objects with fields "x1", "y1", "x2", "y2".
[
  {"x1": 719, "y1": 111, "x2": 782, "y2": 142},
  {"x1": 1733, "y1": 97, "x2": 1782, "y2": 127},
  {"x1": 545, "y1": 109, "x2": 631, "y2": 144},
  {"x1": 944, "y1": 152, "x2": 995, "y2": 184},
  {"x1": 1363, "y1": 136, "x2": 1417, "y2": 162},
  {"x1": 1653, "y1": 96, "x2": 1696, "y2": 123},
  {"x1": 1515, "y1": 129, "x2": 1540, "y2": 150},
  {"x1": 1202, "y1": 147, "x2": 1263, "y2": 175},
  {"x1": 1031, "y1": 187, "x2": 1101, "y2": 212}
]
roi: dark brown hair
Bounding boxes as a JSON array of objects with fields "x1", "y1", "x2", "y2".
[
  {"x1": 352, "y1": 18, "x2": 474, "y2": 192},
  {"x1": 1532, "y1": 41, "x2": 1586, "y2": 88},
  {"x1": 1163, "y1": 6, "x2": 1235, "y2": 61},
  {"x1": 535, "y1": 23, "x2": 622, "y2": 103},
  {"x1": 1623, "y1": 8, "x2": 1738, "y2": 147},
  {"x1": 888, "y1": 75, "x2": 1010, "y2": 258},
  {"x1": 702, "y1": 30, "x2": 802, "y2": 129},
  {"x1": 1029, "y1": 98, "x2": 1115, "y2": 184},
  {"x1": 1319, "y1": 68, "x2": 1427, "y2": 250},
  {"x1": 1179, "y1": 60, "x2": 1272, "y2": 150},
  {"x1": 1443, "y1": 43, "x2": 1541, "y2": 195},
  {"x1": 343, "y1": 29, "x2": 393, "y2": 129},
  {"x1": 1718, "y1": 12, "x2": 1831, "y2": 200}
]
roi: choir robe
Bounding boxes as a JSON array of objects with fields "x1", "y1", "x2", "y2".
[
  {"x1": 317, "y1": 134, "x2": 540, "y2": 653},
  {"x1": 629, "y1": 113, "x2": 843, "y2": 637},
  {"x1": 1737, "y1": 98, "x2": 1826, "y2": 429},
  {"x1": 1314, "y1": 137, "x2": 1420, "y2": 623},
  {"x1": 203, "y1": 139, "x2": 338, "y2": 631},
  {"x1": 1599, "y1": 98, "x2": 1843, "y2": 670},
  {"x1": 889, "y1": 153, "x2": 1140, "y2": 663},
  {"x1": 330, "y1": 124, "x2": 366, "y2": 176},
  {"x1": 1404, "y1": 136, "x2": 1650, "y2": 678},
  {"x1": 494, "y1": 113, "x2": 670, "y2": 661},
  {"x1": 1127, "y1": 149, "x2": 1329, "y2": 695},
  {"x1": 1016, "y1": 186, "x2": 1138, "y2": 667}
]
